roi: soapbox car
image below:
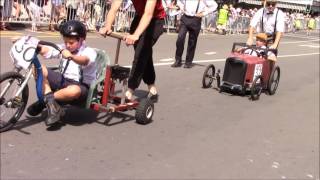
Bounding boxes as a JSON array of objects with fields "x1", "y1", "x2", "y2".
[{"x1": 202, "y1": 43, "x2": 280, "y2": 100}]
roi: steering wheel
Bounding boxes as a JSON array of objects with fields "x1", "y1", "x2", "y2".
[{"x1": 241, "y1": 46, "x2": 260, "y2": 56}]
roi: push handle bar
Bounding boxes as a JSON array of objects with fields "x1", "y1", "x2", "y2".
[
  {"x1": 101, "y1": 32, "x2": 126, "y2": 65},
  {"x1": 107, "y1": 32, "x2": 125, "y2": 40},
  {"x1": 38, "y1": 41, "x2": 62, "y2": 52},
  {"x1": 101, "y1": 32, "x2": 125, "y2": 40}
]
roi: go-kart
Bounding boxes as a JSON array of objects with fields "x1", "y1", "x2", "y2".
[
  {"x1": 202, "y1": 42, "x2": 281, "y2": 100},
  {"x1": 0, "y1": 33, "x2": 154, "y2": 132}
]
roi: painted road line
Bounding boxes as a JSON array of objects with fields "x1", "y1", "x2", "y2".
[
  {"x1": 285, "y1": 34, "x2": 320, "y2": 40},
  {"x1": 153, "y1": 52, "x2": 319, "y2": 67},
  {"x1": 0, "y1": 32, "x2": 22, "y2": 35},
  {"x1": 204, "y1": 52, "x2": 217, "y2": 55},
  {"x1": 122, "y1": 52, "x2": 320, "y2": 68},
  {"x1": 281, "y1": 39, "x2": 320, "y2": 44},
  {"x1": 159, "y1": 58, "x2": 174, "y2": 62},
  {"x1": 299, "y1": 44, "x2": 320, "y2": 48}
]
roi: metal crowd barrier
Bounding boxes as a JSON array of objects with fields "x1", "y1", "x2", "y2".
[
  {"x1": 0, "y1": 0, "x2": 135, "y2": 32},
  {"x1": 1, "y1": 1, "x2": 319, "y2": 34}
]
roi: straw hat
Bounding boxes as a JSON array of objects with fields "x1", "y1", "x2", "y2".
[{"x1": 256, "y1": 33, "x2": 268, "y2": 42}]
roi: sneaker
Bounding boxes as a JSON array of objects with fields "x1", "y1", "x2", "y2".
[
  {"x1": 45, "y1": 100, "x2": 64, "y2": 126},
  {"x1": 147, "y1": 93, "x2": 159, "y2": 103},
  {"x1": 27, "y1": 101, "x2": 46, "y2": 116}
]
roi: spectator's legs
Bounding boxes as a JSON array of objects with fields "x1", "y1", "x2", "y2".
[
  {"x1": 67, "y1": 7, "x2": 77, "y2": 21},
  {"x1": 13, "y1": 2, "x2": 21, "y2": 20},
  {"x1": 175, "y1": 16, "x2": 188, "y2": 64},
  {"x1": 185, "y1": 17, "x2": 201, "y2": 64}
]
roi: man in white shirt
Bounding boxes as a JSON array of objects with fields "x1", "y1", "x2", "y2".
[
  {"x1": 171, "y1": 0, "x2": 217, "y2": 68},
  {"x1": 246, "y1": 0, "x2": 285, "y2": 49}
]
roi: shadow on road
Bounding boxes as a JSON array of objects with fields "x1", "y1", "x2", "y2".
[{"x1": 9, "y1": 90, "x2": 152, "y2": 133}]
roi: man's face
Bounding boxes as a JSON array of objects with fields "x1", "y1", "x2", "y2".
[
  {"x1": 63, "y1": 37, "x2": 82, "y2": 53},
  {"x1": 266, "y1": 1, "x2": 276, "y2": 13}
]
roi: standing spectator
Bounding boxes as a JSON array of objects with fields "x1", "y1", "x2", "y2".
[
  {"x1": 171, "y1": 0, "x2": 218, "y2": 68},
  {"x1": 228, "y1": 4, "x2": 237, "y2": 34},
  {"x1": 207, "y1": 10, "x2": 217, "y2": 32},
  {"x1": 66, "y1": 0, "x2": 80, "y2": 21},
  {"x1": 28, "y1": 0, "x2": 47, "y2": 31},
  {"x1": 0, "y1": 0, "x2": 13, "y2": 30},
  {"x1": 13, "y1": 0, "x2": 21, "y2": 20},
  {"x1": 163, "y1": 0, "x2": 181, "y2": 32},
  {"x1": 49, "y1": 0, "x2": 64, "y2": 31},
  {"x1": 216, "y1": 4, "x2": 228, "y2": 35},
  {"x1": 100, "y1": 0, "x2": 166, "y2": 101},
  {"x1": 0, "y1": 0, "x2": 4, "y2": 30},
  {"x1": 293, "y1": 14, "x2": 302, "y2": 33},
  {"x1": 246, "y1": 0, "x2": 285, "y2": 50},
  {"x1": 307, "y1": 15, "x2": 316, "y2": 36}
]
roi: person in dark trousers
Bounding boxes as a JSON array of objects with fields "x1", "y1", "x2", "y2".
[
  {"x1": 171, "y1": 0, "x2": 217, "y2": 68},
  {"x1": 99, "y1": 0, "x2": 166, "y2": 102}
]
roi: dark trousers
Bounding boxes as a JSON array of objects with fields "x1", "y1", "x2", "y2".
[
  {"x1": 175, "y1": 15, "x2": 202, "y2": 64},
  {"x1": 128, "y1": 16, "x2": 164, "y2": 90}
]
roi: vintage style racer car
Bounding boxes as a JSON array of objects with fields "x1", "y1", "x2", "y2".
[{"x1": 202, "y1": 42, "x2": 281, "y2": 100}]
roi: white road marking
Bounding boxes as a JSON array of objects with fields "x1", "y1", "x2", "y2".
[
  {"x1": 204, "y1": 51, "x2": 217, "y2": 55},
  {"x1": 282, "y1": 39, "x2": 320, "y2": 44},
  {"x1": 299, "y1": 44, "x2": 320, "y2": 48},
  {"x1": 285, "y1": 34, "x2": 320, "y2": 40},
  {"x1": 307, "y1": 174, "x2": 313, "y2": 178},
  {"x1": 122, "y1": 52, "x2": 319, "y2": 67},
  {"x1": 159, "y1": 58, "x2": 174, "y2": 62}
]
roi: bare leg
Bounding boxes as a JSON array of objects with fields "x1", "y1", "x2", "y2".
[{"x1": 53, "y1": 85, "x2": 81, "y2": 102}]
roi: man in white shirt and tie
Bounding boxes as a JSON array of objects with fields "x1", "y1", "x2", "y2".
[
  {"x1": 246, "y1": 0, "x2": 285, "y2": 49},
  {"x1": 171, "y1": 0, "x2": 217, "y2": 68}
]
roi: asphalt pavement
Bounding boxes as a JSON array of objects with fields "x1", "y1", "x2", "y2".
[{"x1": 0, "y1": 29, "x2": 319, "y2": 180}]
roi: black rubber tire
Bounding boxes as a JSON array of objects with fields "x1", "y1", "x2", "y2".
[
  {"x1": 0, "y1": 71, "x2": 29, "y2": 133},
  {"x1": 267, "y1": 66, "x2": 280, "y2": 95},
  {"x1": 250, "y1": 75, "x2": 263, "y2": 101},
  {"x1": 202, "y1": 64, "x2": 215, "y2": 88},
  {"x1": 135, "y1": 98, "x2": 154, "y2": 125}
]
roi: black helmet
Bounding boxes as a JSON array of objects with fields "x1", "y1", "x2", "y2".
[{"x1": 60, "y1": 20, "x2": 87, "y2": 39}]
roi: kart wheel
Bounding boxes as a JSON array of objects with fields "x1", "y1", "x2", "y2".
[
  {"x1": 135, "y1": 98, "x2": 154, "y2": 125},
  {"x1": 202, "y1": 64, "x2": 215, "y2": 88},
  {"x1": 0, "y1": 72, "x2": 29, "y2": 132},
  {"x1": 250, "y1": 76, "x2": 263, "y2": 101},
  {"x1": 267, "y1": 66, "x2": 280, "y2": 95}
]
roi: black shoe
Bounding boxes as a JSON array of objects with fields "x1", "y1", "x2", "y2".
[
  {"x1": 147, "y1": 93, "x2": 159, "y2": 103},
  {"x1": 27, "y1": 101, "x2": 46, "y2": 116},
  {"x1": 171, "y1": 61, "x2": 182, "y2": 68},
  {"x1": 45, "y1": 100, "x2": 64, "y2": 126},
  {"x1": 183, "y1": 63, "x2": 193, "y2": 68}
]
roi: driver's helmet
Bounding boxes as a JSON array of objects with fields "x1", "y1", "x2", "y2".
[{"x1": 60, "y1": 20, "x2": 87, "y2": 40}]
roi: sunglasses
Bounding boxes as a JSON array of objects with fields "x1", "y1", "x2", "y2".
[{"x1": 266, "y1": 2, "x2": 276, "y2": 7}]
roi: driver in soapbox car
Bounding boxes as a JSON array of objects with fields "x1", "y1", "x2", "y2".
[{"x1": 202, "y1": 33, "x2": 281, "y2": 100}]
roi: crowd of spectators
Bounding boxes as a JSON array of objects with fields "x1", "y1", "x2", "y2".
[{"x1": 0, "y1": 0, "x2": 319, "y2": 34}]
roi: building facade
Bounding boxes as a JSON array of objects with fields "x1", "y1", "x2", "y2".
[{"x1": 236, "y1": 0, "x2": 319, "y2": 13}]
